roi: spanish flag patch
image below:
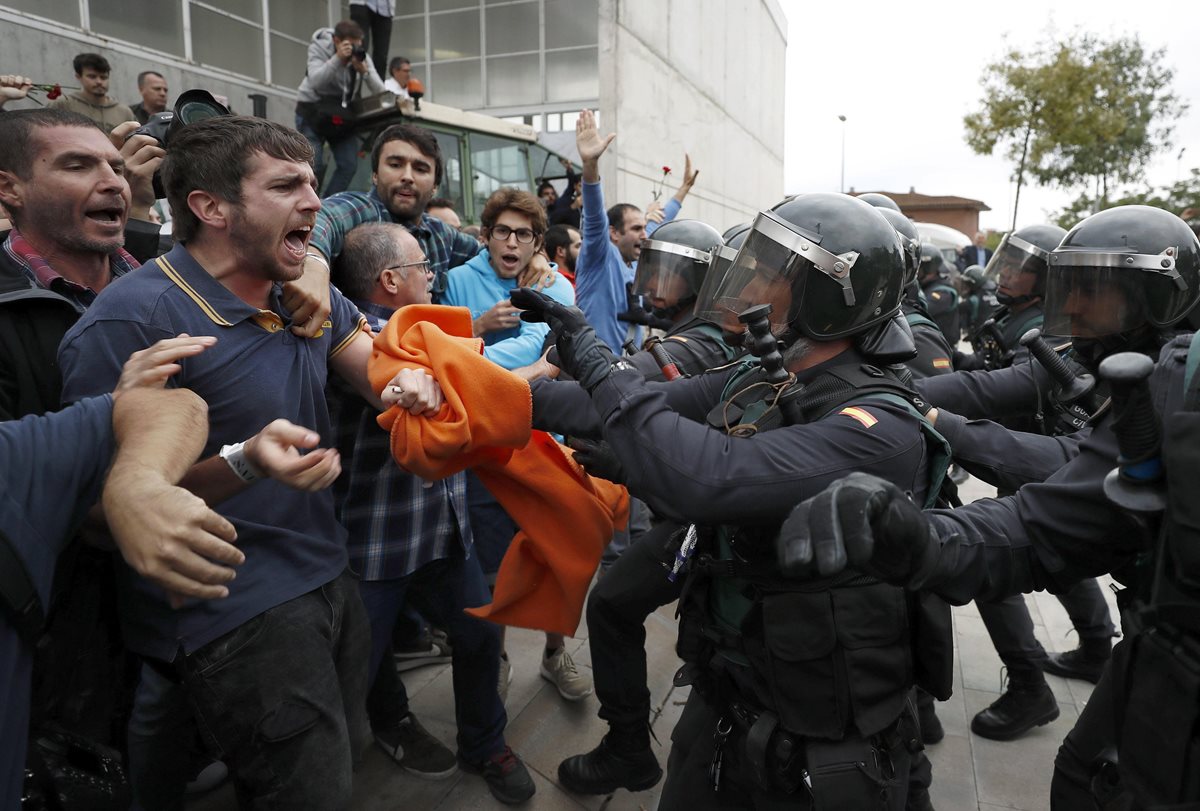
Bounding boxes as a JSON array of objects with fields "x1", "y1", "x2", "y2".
[
  {"x1": 839, "y1": 406, "x2": 878, "y2": 428},
  {"x1": 932, "y1": 357, "x2": 951, "y2": 369}
]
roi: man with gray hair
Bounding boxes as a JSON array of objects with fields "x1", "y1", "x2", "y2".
[
  {"x1": 328, "y1": 222, "x2": 536, "y2": 804},
  {"x1": 130, "y1": 70, "x2": 169, "y2": 125}
]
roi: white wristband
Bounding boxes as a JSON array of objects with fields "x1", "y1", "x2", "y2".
[{"x1": 219, "y1": 441, "x2": 263, "y2": 483}]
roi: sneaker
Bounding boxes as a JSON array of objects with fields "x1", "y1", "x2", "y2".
[
  {"x1": 184, "y1": 759, "x2": 229, "y2": 795},
  {"x1": 970, "y1": 670, "x2": 1059, "y2": 741},
  {"x1": 558, "y1": 735, "x2": 662, "y2": 795},
  {"x1": 540, "y1": 647, "x2": 592, "y2": 701},
  {"x1": 374, "y1": 713, "x2": 458, "y2": 779},
  {"x1": 458, "y1": 745, "x2": 536, "y2": 805},
  {"x1": 393, "y1": 629, "x2": 453, "y2": 673},
  {"x1": 498, "y1": 652, "x2": 513, "y2": 704}
]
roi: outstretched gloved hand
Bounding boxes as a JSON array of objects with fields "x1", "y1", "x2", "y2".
[
  {"x1": 566, "y1": 437, "x2": 625, "y2": 483},
  {"x1": 510, "y1": 287, "x2": 621, "y2": 392},
  {"x1": 775, "y1": 472, "x2": 939, "y2": 587}
]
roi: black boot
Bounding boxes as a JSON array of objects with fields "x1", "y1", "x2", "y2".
[
  {"x1": 557, "y1": 733, "x2": 662, "y2": 795},
  {"x1": 970, "y1": 666, "x2": 1059, "y2": 741},
  {"x1": 1042, "y1": 637, "x2": 1112, "y2": 684}
]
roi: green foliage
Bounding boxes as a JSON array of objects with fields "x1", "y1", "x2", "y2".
[
  {"x1": 1050, "y1": 168, "x2": 1200, "y2": 229},
  {"x1": 964, "y1": 31, "x2": 1186, "y2": 218}
]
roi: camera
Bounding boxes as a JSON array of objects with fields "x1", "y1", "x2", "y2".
[
  {"x1": 132, "y1": 89, "x2": 231, "y2": 198},
  {"x1": 351, "y1": 44, "x2": 368, "y2": 62}
]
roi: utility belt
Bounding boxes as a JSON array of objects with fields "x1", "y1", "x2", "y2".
[{"x1": 693, "y1": 670, "x2": 917, "y2": 808}]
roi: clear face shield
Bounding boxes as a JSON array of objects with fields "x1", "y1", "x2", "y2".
[
  {"x1": 985, "y1": 233, "x2": 1049, "y2": 303},
  {"x1": 1043, "y1": 246, "x2": 1188, "y2": 338},
  {"x1": 632, "y1": 239, "x2": 710, "y2": 314},
  {"x1": 694, "y1": 210, "x2": 859, "y2": 339},
  {"x1": 693, "y1": 244, "x2": 739, "y2": 324}
]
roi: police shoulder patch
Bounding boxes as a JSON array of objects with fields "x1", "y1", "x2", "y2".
[
  {"x1": 838, "y1": 406, "x2": 878, "y2": 428},
  {"x1": 932, "y1": 357, "x2": 951, "y2": 368}
]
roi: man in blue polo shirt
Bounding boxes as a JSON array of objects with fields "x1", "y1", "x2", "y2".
[
  {"x1": 0, "y1": 385, "x2": 243, "y2": 810},
  {"x1": 59, "y1": 116, "x2": 437, "y2": 808}
]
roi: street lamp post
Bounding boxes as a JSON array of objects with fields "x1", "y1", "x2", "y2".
[{"x1": 838, "y1": 115, "x2": 847, "y2": 193}]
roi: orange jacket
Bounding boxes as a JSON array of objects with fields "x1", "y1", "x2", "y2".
[{"x1": 369, "y1": 304, "x2": 628, "y2": 635}]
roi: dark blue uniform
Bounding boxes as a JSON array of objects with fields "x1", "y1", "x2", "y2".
[{"x1": 0, "y1": 397, "x2": 114, "y2": 809}]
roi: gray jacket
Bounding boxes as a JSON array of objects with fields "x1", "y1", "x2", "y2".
[{"x1": 296, "y1": 27, "x2": 384, "y2": 104}]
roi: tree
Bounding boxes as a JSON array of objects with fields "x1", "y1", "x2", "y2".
[
  {"x1": 1050, "y1": 167, "x2": 1200, "y2": 230},
  {"x1": 964, "y1": 32, "x2": 1186, "y2": 228}
]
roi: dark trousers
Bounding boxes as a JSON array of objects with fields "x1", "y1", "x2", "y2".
[
  {"x1": 359, "y1": 549, "x2": 506, "y2": 764},
  {"x1": 588, "y1": 521, "x2": 683, "y2": 734},
  {"x1": 1051, "y1": 662, "x2": 1116, "y2": 809},
  {"x1": 979, "y1": 579, "x2": 1115, "y2": 669},
  {"x1": 179, "y1": 571, "x2": 370, "y2": 810},
  {"x1": 661, "y1": 690, "x2": 913, "y2": 810},
  {"x1": 349, "y1": 3, "x2": 392, "y2": 78}
]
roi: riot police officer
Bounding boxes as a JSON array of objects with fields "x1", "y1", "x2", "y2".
[
  {"x1": 958, "y1": 264, "x2": 998, "y2": 341},
  {"x1": 776, "y1": 204, "x2": 1200, "y2": 810},
  {"x1": 515, "y1": 192, "x2": 951, "y2": 809},
  {"x1": 918, "y1": 243, "x2": 961, "y2": 346},
  {"x1": 957, "y1": 224, "x2": 1065, "y2": 371}
]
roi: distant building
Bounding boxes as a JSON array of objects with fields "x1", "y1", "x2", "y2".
[
  {"x1": 0, "y1": 0, "x2": 787, "y2": 229},
  {"x1": 855, "y1": 188, "x2": 991, "y2": 238}
]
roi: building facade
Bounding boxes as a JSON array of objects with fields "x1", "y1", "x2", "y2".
[{"x1": 0, "y1": 0, "x2": 785, "y2": 229}]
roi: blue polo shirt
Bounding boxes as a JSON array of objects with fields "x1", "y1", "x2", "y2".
[
  {"x1": 0, "y1": 395, "x2": 114, "y2": 809},
  {"x1": 58, "y1": 244, "x2": 368, "y2": 660}
]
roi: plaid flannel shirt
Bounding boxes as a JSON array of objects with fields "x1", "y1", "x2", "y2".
[
  {"x1": 4, "y1": 228, "x2": 139, "y2": 309},
  {"x1": 310, "y1": 190, "x2": 481, "y2": 296},
  {"x1": 328, "y1": 300, "x2": 472, "y2": 580}
]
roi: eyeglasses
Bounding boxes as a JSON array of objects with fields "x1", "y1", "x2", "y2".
[
  {"x1": 488, "y1": 224, "x2": 537, "y2": 244},
  {"x1": 385, "y1": 259, "x2": 432, "y2": 276}
]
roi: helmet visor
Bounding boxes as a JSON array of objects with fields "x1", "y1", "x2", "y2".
[
  {"x1": 1043, "y1": 247, "x2": 1189, "y2": 337},
  {"x1": 985, "y1": 233, "x2": 1048, "y2": 298},
  {"x1": 632, "y1": 239, "x2": 708, "y2": 312},
  {"x1": 695, "y1": 210, "x2": 859, "y2": 338},
  {"x1": 693, "y1": 244, "x2": 738, "y2": 324}
]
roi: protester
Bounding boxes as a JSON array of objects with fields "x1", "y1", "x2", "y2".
[
  {"x1": 49, "y1": 53, "x2": 136, "y2": 133},
  {"x1": 130, "y1": 70, "x2": 168, "y2": 124}
]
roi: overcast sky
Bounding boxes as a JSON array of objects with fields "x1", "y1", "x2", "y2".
[{"x1": 776, "y1": 0, "x2": 1200, "y2": 234}]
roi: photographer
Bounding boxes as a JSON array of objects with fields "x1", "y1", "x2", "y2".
[{"x1": 295, "y1": 20, "x2": 383, "y2": 196}]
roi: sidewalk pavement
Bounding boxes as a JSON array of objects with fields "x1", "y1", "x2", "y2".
[{"x1": 190, "y1": 473, "x2": 1113, "y2": 810}]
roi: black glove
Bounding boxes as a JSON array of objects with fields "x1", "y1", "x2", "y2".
[
  {"x1": 566, "y1": 437, "x2": 625, "y2": 483},
  {"x1": 511, "y1": 287, "x2": 621, "y2": 391},
  {"x1": 775, "y1": 472, "x2": 938, "y2": 587}
]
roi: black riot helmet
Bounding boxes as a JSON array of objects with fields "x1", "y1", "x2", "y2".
[
  {"x1": 632, "y1": 219, "x2": 722, "y2": 319},
  {"x1": 1043, "y1": 205, "x2": 1200, "y2": 339},
  {"x1": 877, "y1": 207, "x2": 921, "y2": 287},
  {"x1": 857, "y1": 192, "x2": 902, "y2": 212},
  {"x1": 919, "y1": 242, "x2": 951, "y2": 284},
  {"x1": 985, "y1": 223, "x2": 1066, "y2": 306},
  {"x1": 961, "y1": 264, "x2": 987, "y2": 290},
  {"x1": 696, "y1": 193, "x2": 907, "y2": 342},
  {"x1": 695, "y1": 222, "x2": 752, "y2": 324}
]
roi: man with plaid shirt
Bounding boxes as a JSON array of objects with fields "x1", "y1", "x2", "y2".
[
  {"x1": 305, "y1": 123, "x2": 553, "y2": 302},
  {"x1": 327, "y1": 222, "x2": 536, "y2": 804}
]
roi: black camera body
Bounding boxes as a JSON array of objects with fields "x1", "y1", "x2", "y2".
[
  {"x1": 351, "y1": 44, "x2": 368, "y2": 62},
  {"x1": 131, "y1": 89, "x2": 231, "y2": 198}
]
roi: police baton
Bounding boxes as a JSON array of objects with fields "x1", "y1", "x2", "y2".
[
  {"x1": 1019, "y1": 328, "x2": 1102, "y2": 430},
  {"x1": 738, "y1": 304, "x2": 805, "y2": 425},
  {"x1": 1098, "y1": 352, "x2": 1166, "y2": 512},
  {"x1": 644, "y1": 336, "x2": 682, "y2": 381}
]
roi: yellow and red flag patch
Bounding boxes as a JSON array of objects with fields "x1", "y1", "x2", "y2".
[
  {"x1": 932, "y1": 357, "x2": 951, "y2": 369},
  {"x1": 838, "y1": 406, "x2": 878, "y2": 428}
]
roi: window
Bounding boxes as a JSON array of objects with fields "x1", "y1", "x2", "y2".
[
  {"x1": 545, "y1": 0, "x2": 597, "y2": 49},
  {"x1": 470, "y1": 133, "x2": 530, "y2": 213},
  {"x1": 90, "y1": 0, "x2": 185, "y2": 57},
  {"x1": 432, "y1": 130, "x2": 466, "y2": 218},
  {"x1": 270, "y1": 34, "x2": 308, "y2": 89},
  {"x1": 430, "y1": 59, "x2": 482, "y2": 108},
  {"x1": 485, "y1": 1, "x2": 538, "y2": 55},
  {"x1": 268, "y1": 0, "x2": 326, "y2": 41},
  {"x1": 486, "y1": 54, "x2": 539, "y2": 107},
  {"x1": 191, "y1": 6, "x2": 265, "y2": 80},
  {"x1": 391, "y1": 16, "x2": 428, "y2": 63},
  {"x1": 545, "y1": 47, "x2": 597, "y2": 102},
  {"x1": 430, "y1": 9, "x2": 480, "y2": 60},
  {"x1": 5, "y1": 0, "x2": 79, "y2": 26}
]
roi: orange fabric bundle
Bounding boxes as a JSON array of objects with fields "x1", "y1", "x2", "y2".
[{"x1": 369, "y1": 304, "x2": 629, "y2": 635}]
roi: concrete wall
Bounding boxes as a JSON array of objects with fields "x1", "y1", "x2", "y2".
[
  {"x1": 596, "y1": 0, "x2": 787, "y2": 233},
  {"x1": 0, "y1": 7, "x2": 299, "y2": 125}
]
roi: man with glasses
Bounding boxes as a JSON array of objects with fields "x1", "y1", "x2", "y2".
[
  {"x1": 326, "y1": 222, "x2": 538, "y2": 802},
  {"x1": 441, "y1": 189, "x2": 594, "y2": 718}
]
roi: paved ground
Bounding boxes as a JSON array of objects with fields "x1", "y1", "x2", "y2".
[{"x1": 190, "y1": 473, "x2": 1116, "y2": 810}]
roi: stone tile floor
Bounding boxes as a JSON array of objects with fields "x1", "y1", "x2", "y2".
[{"x1": 191, "y1": 473, "x2": 1113, "y2": 809}]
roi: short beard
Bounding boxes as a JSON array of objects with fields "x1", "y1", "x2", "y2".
[{"x1": 781, "y1": 337, "x2": 815, "y2": 368}]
